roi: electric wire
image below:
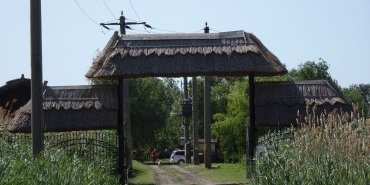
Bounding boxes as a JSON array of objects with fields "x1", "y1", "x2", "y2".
[
  {"x1": 210, "y1": 28, "x2": 220, "y2": 33},
  {"x1": 72, "y1": 0, "x2": 99, "y2": 25},
  {"x1": 151, "y1": 27, "x2": 182, "y2": 33},
  {"x1": 126, "y1": 0, "x2": 184, "y2": 33},
  {"x1": 101, "y1": 0, "x2": 116, "y2": 19},
  {"x1": 128, "y1": 0, "x2": 142, "y2": 21}
]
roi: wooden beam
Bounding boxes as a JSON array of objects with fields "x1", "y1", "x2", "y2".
[
  {"x1": 204, "y1": 76, "x2": 212, "y2": 168},
  {"x1": 30, "y1": 0, "x2": 44, "y2": 157},
  {"x1": 246, "y1": 75, "x2": 256, "y2": 177},
  {"x1": 117, "y1": 79, "x2": 126, "y2": 184},
  {"x1": 192, "y1": 77, "x2": 199, "y2": 165}
]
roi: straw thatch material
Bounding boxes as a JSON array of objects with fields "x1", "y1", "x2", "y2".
[
  {"x1": 0, "y1": 75, "x2": 30, "y2": 124},
  {"x1": 8, "y1": 85, "x2": 118, "y2": 133},
  {"x1": 86, "y1": 31, "x2": 287, "y2": 79},
  {"x1": 255, "y1": 80, "x2": 352, "y2": 127}
]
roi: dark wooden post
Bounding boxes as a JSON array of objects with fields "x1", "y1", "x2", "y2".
[
  {"x1": 192, "y1": 77, "x2": 199, "y2": 165},
  {"x1": 203, "y1": 22, "x2": 212, "y2": 169},
  {"x1": 246, "y1": 75, "x2": 256, "y2": 177},
  {"x1": 123, "y1": 80, "x2": 132, "y2": 178},
  {"x1": 117, "y1": 79, "x2": 126, "y2": 184},
  {"x1": 183, "y1": 77, "x2": 191, "y2": 163},
  {"x1": 204, "y1": 76, "x2": 212, "y2": 168},
  {"x1": 30, "y1": 0, "x2": 44, "y2": 157}
]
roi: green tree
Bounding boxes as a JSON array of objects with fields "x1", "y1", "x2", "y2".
[
  {"x1": 289, "y1": 59, "x2": 331, "y2": 80},
  {"x1": 154, "y1": 78, "x2": 183, "y2": 151},
  {"x1": 89, "y1": 78, "x2": 182, "y2": 158},
  {"x1": 343, "y1": 84, "x2": 370, "y2": 118},
  {"x1": 129, "y1": 78, "x2": 176, "y2": 150},
  {"x1": 212, "y1": 79, "x2": 248, "y2": 162}
]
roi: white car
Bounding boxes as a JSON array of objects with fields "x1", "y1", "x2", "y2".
[{"x1": 170, "y1": 150, "x2": 185, "y2": 164}]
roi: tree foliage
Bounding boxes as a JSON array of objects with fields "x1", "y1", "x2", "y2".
[
  {"x1": 90, "y1": 78, "x2": 182, "y2": 157},
  {"x1": 129, "y1": 78, "x2": 181, "y2": 152},
  {"x1": 343, "y1": 84, "x2": 370, "y2": 118},
  {"x1": 212, "y1": 79, "x2": 248, "y2": 162},
  {"x1": 289, "y1": 59, "x2": 331, "y2": 80}
]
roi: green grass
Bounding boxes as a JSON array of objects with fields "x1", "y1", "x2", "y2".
[
  {"x1": 184, "y1": 163, "x2": 248, "y2": 184},
  {"x1": 0, "y1": 142, "x2": 119, "y2": 185},
  {"x1": 128, "y1": 160, "x2": 155, "y2": 185},
  {"x1": 0, "y1": 125, "x2": 119, "y2": 184}
]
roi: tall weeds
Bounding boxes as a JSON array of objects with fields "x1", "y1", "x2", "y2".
[
  {"x1": 252, "y1": 113, "x2": 370, "y2": 185},
  {"x1": 0, "y1": 123, "x2": 119, "y2": 184}
]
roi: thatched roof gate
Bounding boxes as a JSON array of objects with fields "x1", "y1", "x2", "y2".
[
  {"x1": 8, "y1": 85, "x2": 117, "y2": 133},
  {"x1": 85, "y1": 29, "x2": 287, "y2": 177},
  {"x1": 256, "y1": 80, "x2": 352, "y2": 127}
]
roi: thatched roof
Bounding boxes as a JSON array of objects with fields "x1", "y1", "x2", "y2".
[
  {"x1": 0, "y1": 75, "x2": 30, "y2": 124},
  {"x1": 8, "y1": 85, "x2": 118, "y2": 133},
  {"x1": 255, "y1": 80, "x2": 352, "y2": 127},
  {"x1": 86, "y1": 31, "x2": 287, "y2": 79}
]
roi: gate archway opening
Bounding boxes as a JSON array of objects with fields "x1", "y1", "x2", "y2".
[{"x1": 86, "y1": 21, "x2": 287, "y2": 182}]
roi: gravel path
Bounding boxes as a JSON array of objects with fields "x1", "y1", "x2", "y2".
[{"x1": 149, "y1": 164, "x2": 217, "y2": 185}]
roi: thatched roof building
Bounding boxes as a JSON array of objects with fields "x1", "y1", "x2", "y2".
[
  {"x1": 86, "y1": 30, "x2": 287, "y2": 79},
  {"x1": 255, "y1": 80, "x2": 352, "y2": 127},
  {"x1": 0, "y1": 75, "x2": 30, "y2": 124},
  {"x1": 8, "y1": 85, "x2": 117, "y2": 133}
]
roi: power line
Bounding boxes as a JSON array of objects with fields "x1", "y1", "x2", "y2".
[
  {"x1": 128, "y1": 0, "x2": 142, "y2": 21},
  {"x1": 210, "y1": 28, "x2": 221, "y2": 33},
  {"x1": 73, "y1": 0, "x2": 99, "y2": 25},
  {"x1": 101, "y1": 0, "x2": 116, "y2": 19},
  {"x1": 130, "y1": 28, "x2": 150, "y2": 33},
  {"x1": 152, "y1": 27, "x2": 182, "y2": 33}
]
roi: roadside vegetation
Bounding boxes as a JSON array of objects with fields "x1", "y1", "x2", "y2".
[
  {"x1": 128, "y1": 160, "x2": 155, "y2": 185},
  {"x1": 251, "y1": 116, "x2": 369, "y2": 184},
  {"x1": 0, "y1": 130, "x2": 119, "y2": 184}
]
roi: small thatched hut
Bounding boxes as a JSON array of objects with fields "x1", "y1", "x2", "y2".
[
  {"x1": 255, "y1": 80, "x2": 352, "y2": 127},
  {"x1": 8, "y1": 85, "x2": 117, "y2": 133},
  {"x1": 0, "y1": 75, "x2": 30, "y2": 125}
]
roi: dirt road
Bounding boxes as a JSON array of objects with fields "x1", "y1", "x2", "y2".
[{"x1": 149, "y1": 164, "x2": 238, "y2": 185}]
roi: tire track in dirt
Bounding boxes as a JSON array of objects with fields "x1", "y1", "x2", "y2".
[{"x1": 150, "y1": 164, "x2": 219, "y2": 185}]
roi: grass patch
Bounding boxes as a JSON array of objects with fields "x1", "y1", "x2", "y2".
[
  {"x1": 0, "y1": 126, "x2": 119, "y2": 184},
  {"x1": 0, "y1": 142, "x2": 119, "y2": 185},
  {"x1": 185, "y1": 163, "x2": 248, "y2": 184},
  {"x1": 129, "y1": 160, "x2": 155, "y2": 185}
]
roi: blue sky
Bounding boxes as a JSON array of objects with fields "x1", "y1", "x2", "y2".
[{"x1": 0, "y1": 0, "x2": 369, "y2": 87}]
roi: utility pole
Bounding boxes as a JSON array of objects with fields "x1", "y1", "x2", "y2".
[
  {"x1": 101, "y1": 12, "x2": 151, "y2": 185},
  {"x1": 203, "y1": 22, "x2": 212, "y2": 169},
  {"x1": 192, "y1": 76, "x2": 199, "y2": 165},
  {"x1": 183, "y1": 77, "x2": 191, "y2": 163},
  {"x1": 30, "y1": 0, "x2": 44, "y2": 157}
]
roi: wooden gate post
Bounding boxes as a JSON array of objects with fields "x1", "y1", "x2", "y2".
[
  {"x1": 246, "y1": 75, "x2": 256, "y2": 177},
  {"x1": 192, "y1": 77, "x2": 199, "y2": 165},
  {"x1": 204, "y1": 76, "x2": 212, "y2": 168},
  {"x1": 123, "y1": 79, "x2": 131, "y2": 179},
  {"x1": 183, "y1": 77, "x2": 191, "y2": 163},
  {"x1": 117, "y1": 79, "x2": 126, "y2": 184}
]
